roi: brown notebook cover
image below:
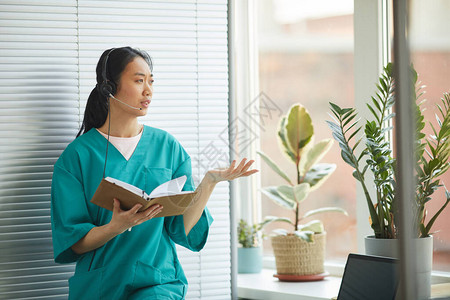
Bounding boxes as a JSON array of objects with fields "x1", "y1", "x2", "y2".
[{"x1": 90, "y1": 178, "x2": 198, "y2": 218}]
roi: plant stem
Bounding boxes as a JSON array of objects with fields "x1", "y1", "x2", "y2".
[
  {"x1": 336, "y1": 111, "x2": 382, "y2": 237},
  {"x1": 294, "y1": 162, "x2": 301, "y2": 231}
]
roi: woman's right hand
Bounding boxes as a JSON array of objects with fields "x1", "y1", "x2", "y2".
[
  {"x1": 108, "y1": 198, "x2": 163, "y2": 234},
  {"x1": 72, "y1": 199, "x2": 163, "y2": 255}
]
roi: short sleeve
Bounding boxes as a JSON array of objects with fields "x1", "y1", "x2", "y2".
[
  {"x1": 164, "y1": 208, "x2": 213, "y2": 251},
  {"x1": 51, "y1": 165, "x2": 95, "y2": 264},
  {"x1": 165, "y1": 148, "x2": 213, "y2": 251}
]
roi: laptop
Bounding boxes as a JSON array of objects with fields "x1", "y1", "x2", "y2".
[{"x1": 336, "y1": 253, "x2": 399, "y2": 300}]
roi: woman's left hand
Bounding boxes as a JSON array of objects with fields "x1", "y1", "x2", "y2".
[
  {"x1": 206, "y1": 158, "x2": 258, "y2": 184},
  {"x1": 183, "y1": 158, "x2": 258, "y2": 235}
]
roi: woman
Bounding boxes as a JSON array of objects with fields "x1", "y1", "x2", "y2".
[{"x1": 51, "y1": 47, "x2": 257, "y2": 299}]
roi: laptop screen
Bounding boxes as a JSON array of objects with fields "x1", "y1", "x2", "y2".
[{"x1": 337, "y1": 253, "x2": 398, "y2": 300}]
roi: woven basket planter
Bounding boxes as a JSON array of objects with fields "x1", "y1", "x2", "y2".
[{"x1": 271, "y1": 232, "x2": 326, "y2": 275}]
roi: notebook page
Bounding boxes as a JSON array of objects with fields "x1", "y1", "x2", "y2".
[
  {"x1": 149, "y1": 175, "x2": 189, "y2": 198},
  {"x1": 105, "y1": 177, "x2": 149, "y2": 198}
]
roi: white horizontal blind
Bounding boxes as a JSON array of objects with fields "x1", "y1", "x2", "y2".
[
  {"x1": 0, "y1": 0, "x2": 230, "y2": 299},
  {"x1": 0, "y1": 1, "x2": 79, "y2": 299}
]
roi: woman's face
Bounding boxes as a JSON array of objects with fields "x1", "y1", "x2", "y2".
[{"x1": 113, "y1": 56, "x2": 153, "y2": 114}]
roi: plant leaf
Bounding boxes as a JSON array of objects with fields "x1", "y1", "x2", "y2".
[
  {"x1": 298, "y1": 220, "x2": 324, "y2": 233},
  {"x1": 277, "y1": 117, "x2": 298, "y2": 163},
  {"x1": 293, "y1": 183, "x2": 311, "y2": 203},
  {"x1": 329, "y1": 102, "x2": 343, "y2": 115},
  {"x1": 341, "y1": 150, "x2": 356, "y2": 168},
  {"x1": 261, "y1": 186, "x2": 296, "y2": 210},
  {"x1": 261, "y1": 216, "x2": 293, "y2": 227},
  {"x1": 367, "y1": 102, "x2": 380, "y2": 124},
  {"x1": 272, "y1": 229, "x2": 288, "y2": 236},
  {"x1": 257, "y1": 151, "x2": 293, "y2": 185},
  {"x1": 303, "y1": 163, "x2": 337, "y2": 191},
  {"x1": 303, "y1": 207, "x2": 348, "y2": 219},
  {"x1": 299, "y1": 138, "x2": 334, "y2": 175},
  {"x1": 293, "y1": 230, "x2": 315, "y2": 242},
  {"x1": 423, "y1": 186, "x2": 450, "y2": 237},
  {"x1": 284, "y1": 104, "x2": 314, "y2": 158},
  {"x1": 277, "y1": 185, "x2": 295, "y2": 202}
]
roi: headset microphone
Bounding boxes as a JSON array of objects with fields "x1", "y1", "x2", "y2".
[{"x1": 109, "y1": 93, "x2": 142, "y2": 111}]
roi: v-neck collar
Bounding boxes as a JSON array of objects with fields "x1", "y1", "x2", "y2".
[{"x1": 94, "y1": 126, "x2": 146, "y2": 163}]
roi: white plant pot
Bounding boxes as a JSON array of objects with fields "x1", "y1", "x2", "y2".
[{"x1": 364, "y1": 235, "x2": 433, "y2": 300}]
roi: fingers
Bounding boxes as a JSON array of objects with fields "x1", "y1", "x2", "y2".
[
  {"x1": 143, "y1": 204, "x2": 163, "y2": 217},
  {"x1": 112, "y1": 198, "x2": 163, "y2": 230},
  {"x1": 113, "y1": 198, "x2": 121, "y2": 213},
  {"x1": 240, "y1": 159, "x2": 254, "y2": 173},
  {"x1": 113, "y1": 198, "x2": 142, "y2": 214},
  {"x1": 241, "y1": 169, "x2": 259, "y2": 177},
  {"x1": 235, "y1": 158, "x2": 247, "y2": 173},
  {"x1": 206, "y1": 158, "x2": 258, "y2": 183},
  {"x1": 129, "y1": 203, "x2": 143, "y2": 214},
  {"x1": 219, "y1": 158, "x2": 253, "y2": 174},
  {"x1": 134, "y1": 204, "x2": 163, "y2": 226},
  {"x1": 228, "y1": 160, "x2": 237, "y2": 171},
  {"x1": 231, "y1": 158, "x2": 257, "y2": 178}
]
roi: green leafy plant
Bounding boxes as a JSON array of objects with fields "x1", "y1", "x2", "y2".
[
  {"x1": 328, "y1": 63, "x2": 450, "y2": 239},
  {"x1": 237, "y1": 219, "x2": 267, "y2": 248},
  {"x1": 416, "y1": 93, "x2": 450, "y2": 237},
  {"x1": 258, "y1": 104, "x2": 347, "y2": 242}
]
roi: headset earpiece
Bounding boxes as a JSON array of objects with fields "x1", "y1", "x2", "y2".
[
  {"x1": 98, "y1": 80, "x2": 116, "y2": 98},
  {"x1": 99, "y1": 48, "x2": 117, "y2": 98}
]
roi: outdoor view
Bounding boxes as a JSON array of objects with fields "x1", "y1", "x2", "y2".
[
  {"x1": 257, "y1": 0, "x2": 356, "y2": 262},
  {"x1": 409, "y1": 0, "x2": 450, "y2": 271},
  {"x1": 258, "y1": 0, "x2": 450, "y2": 271}
]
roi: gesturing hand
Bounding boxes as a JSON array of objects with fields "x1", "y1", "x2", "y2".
[
  {"x1": 206, "y1": 158, "x2": 259, "y2": 184},
  {"x1": 109, "y1": 198, "x2": 163, "y2": 234}
]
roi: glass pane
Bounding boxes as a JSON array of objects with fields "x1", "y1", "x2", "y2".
[
  {"x1": 257, "y1": 0, "x2": 355, "y2": 262},
  {"x1": 410, "y1": 0, "x2": 450, "y2": 272}
]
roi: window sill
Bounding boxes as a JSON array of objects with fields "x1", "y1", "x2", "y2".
[
  {"x1": 237, "y1": 269, "x2": 341, "y2": 300},
  {"x1": 237, "y1": 268, "x2": 450, "y2": 300},
  {"x1": 263, "y1": 257, "x2": 345, "y2": 277},
  {"x1": 262, "y1": 256, "x2": 450, "y2": 284}
]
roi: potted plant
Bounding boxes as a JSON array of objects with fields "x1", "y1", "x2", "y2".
[
  {"x1": 258, "y1": 104, "x2": 347, "y2": 280},
  {"x1": 327, "y1": 63, "x2": 450, "y2": 299},
  {"x1": 237, "y1": 219, "x2": 266, "y2": 273}
]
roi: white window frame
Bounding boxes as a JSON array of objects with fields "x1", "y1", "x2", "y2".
[
  {"x1": 228, "y1": 1, "x2": 261, "y2": 295},
  {"x1": 230, "y1": 0, "x2": 450, "y2": 283},
  {"x1": 228, "y1": 0, "x2": 262, "y2": 225},
  {"x1": 230, "y1": 0, "x2": 384, "y2": 263}
]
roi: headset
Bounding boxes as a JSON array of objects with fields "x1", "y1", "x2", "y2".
[
  {"x1": 98, "y1": 48, "x2": 142, "y2": 111},
  {"x1": 98, "y1": 48, "x2": 117, "y2": 98}
]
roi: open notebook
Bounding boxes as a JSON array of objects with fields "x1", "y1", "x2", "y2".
[{"x1": 90, "y1": 175, "x2": 198, "y2": 218}]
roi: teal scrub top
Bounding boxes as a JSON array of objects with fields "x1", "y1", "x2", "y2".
[{"x1": 51, "y1": 126, "x2": 213, "y2": 300}]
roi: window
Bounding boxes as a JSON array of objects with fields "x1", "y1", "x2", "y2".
[
  {"x1": 257, "y1": 0, "x2": 356, "y2": 263},
  {"x1": 409, "y1": 0, "x2": 450, "y2": 272},
  {"x1": 240, "y1": 0, "x2": 450, "y2": 273}
]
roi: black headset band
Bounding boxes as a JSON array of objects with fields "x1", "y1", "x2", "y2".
[{"x1": 102, "y1": 48, "x2": 116, "y2": 84}]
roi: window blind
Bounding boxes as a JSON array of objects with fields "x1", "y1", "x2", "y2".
[
  {"x1": 0, "y1": 1, "x2": 79, "y2": 299},
  {"x1": 0, "y1": 0, "x2": 230, "y2": 299}
]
